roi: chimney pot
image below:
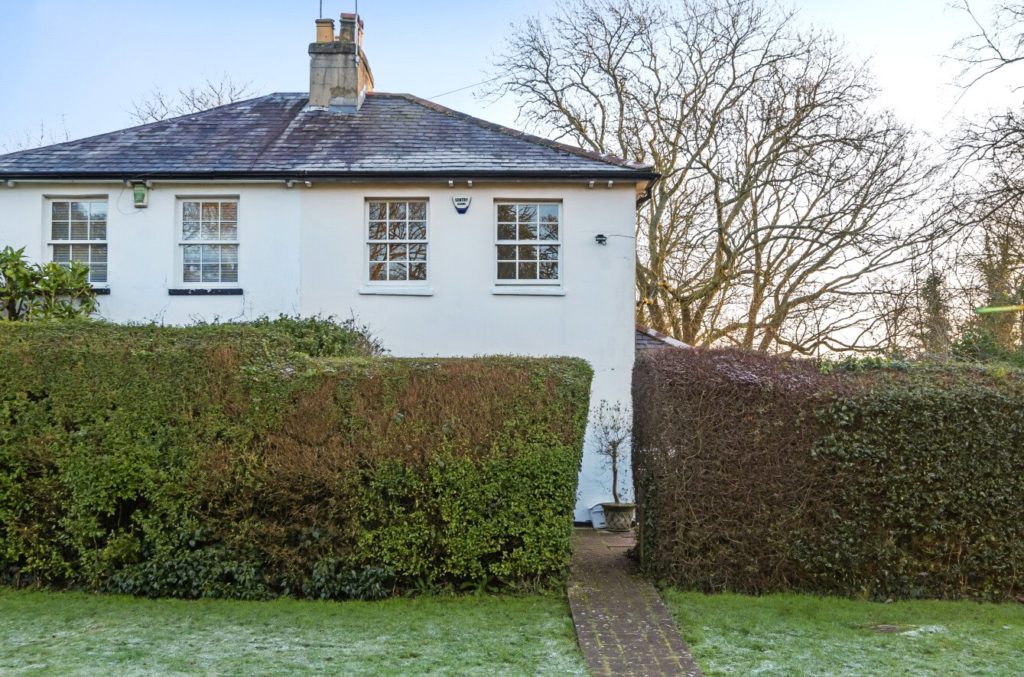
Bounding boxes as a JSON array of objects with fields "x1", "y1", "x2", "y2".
[{"x1": 315, "y1": 18, "x2": 335, "y2": 44}]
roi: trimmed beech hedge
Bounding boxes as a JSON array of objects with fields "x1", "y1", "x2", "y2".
[
  {"x1": 0, "y1": 320, "x2": 591, "y2": 598},
  {"x1": 633, "y1": 348, "x2": 1024, "y2": 600}
]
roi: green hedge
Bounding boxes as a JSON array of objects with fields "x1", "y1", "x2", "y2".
[
  {"x1": 633, "y1": 348, "x2": 1024, "y2": 600},
  {"x1": 0, "y1": 320, "x2": 591, "y2": 599}
]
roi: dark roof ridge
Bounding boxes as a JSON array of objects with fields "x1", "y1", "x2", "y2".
[{"x1": 381, "y1": 92, "x2": 653, "y2": 173}]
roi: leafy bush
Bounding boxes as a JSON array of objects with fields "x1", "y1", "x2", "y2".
[
  {"x1": 633, "y1": 348, "x2": 1024, "y2": 600},
  {"x1": 0, "y1": 246, "x2": 96, "y2": 321},
  {"x1": 0, "y1": 320, "x2": 591, "y2": 599}
]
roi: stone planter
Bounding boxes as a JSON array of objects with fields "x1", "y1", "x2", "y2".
[{"x1": 600, "y1": 503, "x2": 636, "y2": 532}]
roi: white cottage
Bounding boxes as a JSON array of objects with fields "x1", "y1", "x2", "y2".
[{"x1": 0, "y1": 14, "x2": 656, "y2": 523}]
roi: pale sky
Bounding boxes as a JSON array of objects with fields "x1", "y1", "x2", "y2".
[{"x1": 0, "y1": 1, "x2": 1018, "y2": 150}]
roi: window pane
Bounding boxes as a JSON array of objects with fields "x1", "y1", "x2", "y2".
[
  {"x1": 183, "y1": 245, "x2": 201, "y2": 264},
  {"x1": 182, "y1": 221, "x2": 200, "y2": 240},
  {"x1": 516, "y1": 204, "x2": 537, "y2": 222},
  {"x1": 388, "y1": 263, "x2": 407, "y2": 280},
  {"x1": 518, "y1": 262, "x2": 538, "y2": 279},
  {"x1": 540, "y1": 223, "x2": 559, "y2": 241},
  {"x1": 70, "y1": 221, "x2": 89, "y2": 240},
  {"x1": 518, "y1": 245, "x2": 537, "y2": 260},
  {"x1": 184, "y1": 265, "x2": 201, "y2": 282},
  {"x1": 368, "y1": 222, "x2": 387, "y2": 240},
  {"x1": 90, "y1": 202, "x2": 108, "y2": 220},
  {"x1": 368, "y1": 202, "x2": 386, "y2": 220},
  {"x1": 497, "y1": 245, "x2": 517, "y2": 260},
  {"x1": 388, "y1": 202, "x2": 406, "y2": 220},
  {"x1": 497, "y1": 224, "x2": 516, "y2": 240},
  {"x1": 408, "y1": 202, "x2": 426, "y2": 220},
  {"x1": 221, "y1": 264, "x2": 238, "y2": 283},
  {"x1": 518, "y1": 223, "x2": 537, "y2": 240},
  {"x1": 91, "y1": 245, "x2": 107, "y2": 263},
  {"x1": 202, "y1": 265, "x2": 220, "y2": 283},
  {"x1": 539, "y1": 245, "x2": 559, "y2": 261},
  {"x1": 52, "y1": 244, "x2": 70, "y2": 262},
  {"x1": 51, "y1": 222, "x2": 70, "y2": 240},
  {"x1": 220, "y1": 202, "x2": 237, "y2": 222},
  {"x1": 389, "y1": 244, "x2": 408, "y2": 261},
  {"x1": 408, "y1": 243, "x2": 427, "y2": 261},
  {"x1": 70, "y1": 202, "x2": 90, "y2": 220},
  {"x1": 89, "y1": 264, "x2": 108, "y2": 284},
  {"x1": 540, "y1": 262, "x2": 559, "y2": 280},
  {"x1": 497, "y1": 262, "x2": 516, "y2": 280},
  {"x1": 52, "y1": 202, "x2": 69, "y2": 221},
  {"x1": 409, "y1": 263, "x2": 427, "y2": 281},
  {"x1": 183, "y1": 202, "x2": 200, "y2": 221},
  {"x1": 202, "y1": 202, "x2": 220, "y2": 222},
  {"x1": 497, "y1": 204, "x2": 516, "y2": 222},
  {"x1": 221, "y1": 222, "x2": 238, "y2": 240},
  {"x1": 221, "y1": 245, "x2": 238, "y2": 264},
  {"x1": 388, "y1": 222, "x2": 406, "y2": 240},
  {"x1": 201, "y1": 220, "x2": 219, "y2": 240},
  {"x1": 539, "y1": 204, "x2": 559, "y2": 223},
  {"x1": 408, "y1": 222, "x2": 427, "y2": 240},
  {"x1": 369, "y1": 244, "x2": 388, "y2": 261},
  {"x1": 91, "y1": 221, "x2": 107, "y2": 240},
  {"x1": 369, "y1": 262, "x2": 387, "y2": 281}
]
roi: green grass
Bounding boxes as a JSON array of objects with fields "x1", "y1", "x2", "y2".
[
  {"x1": 665, "y1": 590, "x2": 1024, "y2": 676},
  {"x1": 0, "y1": 590, "x2": 585, "y2": 676}
]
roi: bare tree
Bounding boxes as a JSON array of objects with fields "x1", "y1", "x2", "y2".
[
  {"x1": 950, "y1": 1, "x2": 1024, "y2": 90},
  {"x1": 128, "y1": 75, "x2": 254, "y2": 124},
  {"x1": 939, "y1": 1, "x2": 1024, "y2": 348},
  {"x1": 1, "y1": 117, "x2": 71, "y2": 153},
  {"x1": 491, "y1": 0, "x2": 938, "y2": 354}
]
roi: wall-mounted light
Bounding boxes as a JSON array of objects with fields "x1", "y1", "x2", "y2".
[
  {"x1": 447, "y1": 180, "x2": 454, "y2": 188},
  {"x1": 132, "y1": 182, "x2": 149, "y2": 208},
  {"x1": 285, "y1": 180, "x2": 296, "y2": 189},
  {"x1": 595, "y1": 234, "x2": 608, "y2": 245},
  {"x1": 4, "y1": 180, "x2": 15, "y2": 188},
  {"x1": 607, "y1": 180, "x2": 615, "y2": 189},
  {"x1": 467, "y1": 180, "x2": 474, "y2": 188},
  {"x1": 304, "y1": 181, "x2": 313, "y2": 188},
  {"x1": 587, "y1": 180, "x2": 596, "y2": 189}
]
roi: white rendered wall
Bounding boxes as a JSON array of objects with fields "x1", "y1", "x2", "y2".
[{"x1": 0, "y1": 180, "x2": 637, "y2": 521}]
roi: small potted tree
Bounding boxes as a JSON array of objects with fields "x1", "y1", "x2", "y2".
[{"x1": 594, "y1": 400, "x2": 635, "y2": 531}]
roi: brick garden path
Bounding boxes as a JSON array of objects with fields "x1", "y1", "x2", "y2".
[{"x1": 568, "y1": 529, "x2": 703, "y2": 677}]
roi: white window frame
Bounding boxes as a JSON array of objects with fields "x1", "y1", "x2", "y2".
[
  {"x1": 494, "y1": 201, "x2": 563, "y2": 287},
  {"x1": 46, "y1": 196, "x2": 109, "y2": 287},
  {"x1": 175, "y1": 197, "x2": 240, "y2": 288},
  {"x1": 362, "y1": 198, "x2": 430, "y2": 293}
]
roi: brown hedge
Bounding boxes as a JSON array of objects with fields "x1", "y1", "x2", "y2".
[{"x1": 632, "y1": 348, "x2": 1024, "y2": 600}]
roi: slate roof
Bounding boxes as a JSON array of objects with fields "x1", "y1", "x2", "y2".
[
  {"x1": 635, "y1": 325, "x2": 691, "y2": 352},
  {"x1": 0, "y1": 92, "x2": 656, "y2": 181}
]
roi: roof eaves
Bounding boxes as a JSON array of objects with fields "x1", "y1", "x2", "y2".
[{"x1": 0, "y1": 168, "x2": 659, "y2": 181}]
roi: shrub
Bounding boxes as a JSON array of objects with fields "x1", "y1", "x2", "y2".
[
  {"x1": 633, "y1": 348, "x2": 1024, "y2": 600},
  {"x1": 0, "y1": 320, "x2": 591, "y2": 599},
  {"x1": 0, "y1": 246, "x2": 96, "y2": 321}
]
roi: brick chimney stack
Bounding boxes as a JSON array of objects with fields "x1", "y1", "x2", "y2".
[{"x1": 308, "y1": 14, "x2": 374, "y2": 112}]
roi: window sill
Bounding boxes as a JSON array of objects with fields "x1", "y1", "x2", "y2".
[
  {"x1": 90, "y1": 287, "x2": 111, "y2": 296},
  {"x1": 358, "y1": 286, "x2": 434, "y2": 297},
  {"x1": 168, "y1": 288, "x2": 244, "y2": 296},
  {"x1": 491, "y1": 286, "x2": 565, "y2": 296}
]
